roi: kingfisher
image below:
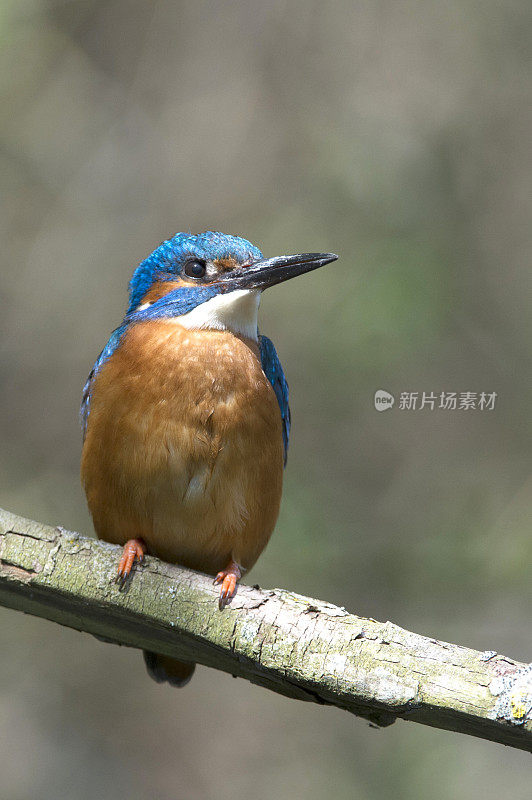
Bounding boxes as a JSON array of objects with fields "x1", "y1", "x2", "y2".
[{"x1": 81, "y1": 231, "x2": 337, "y2": 686}]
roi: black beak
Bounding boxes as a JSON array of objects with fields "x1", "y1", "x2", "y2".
[{"x1": 219, "y1": 252, "x2": 338, "y2": 291}]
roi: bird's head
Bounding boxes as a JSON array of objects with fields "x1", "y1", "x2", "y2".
[{"x1": 126, "y1": 231, "x2": 337, "y2": 340}]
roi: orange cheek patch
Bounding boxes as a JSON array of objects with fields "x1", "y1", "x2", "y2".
[
  {"x1": 213, "y1": 257, "x2": 239, "y2": 272},
  {"x1": 140, "y1": 280, "x2": 186, "y2": 305}
]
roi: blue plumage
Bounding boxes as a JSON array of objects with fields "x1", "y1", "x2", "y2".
[
  {"x1": 126, "y1": 284, "x2": 220, "y2": 323},
  {"x1": 259, "y1": 335, "x2": 291, "y2": 464},
  {"x1": 127, "y1": 231, "x2": 262, "y2": 314},
  {"x1": 81, "y1": 324, "x2": 126, "y2": 438},
  {"x1": 81, "y1": 232, "x2": 291, "y2": 459},
  {"x1": 81, "y1": 230, "x2": 336, "y2": 622}
]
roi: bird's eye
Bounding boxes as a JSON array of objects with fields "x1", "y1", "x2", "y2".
[{"x1": 184, "y1": 259, "x2": 207, "y2": 279}]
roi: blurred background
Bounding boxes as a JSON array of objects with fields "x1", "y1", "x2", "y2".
[{"x1": 1, "y1": 1, "x2": 531, "y2": 797}]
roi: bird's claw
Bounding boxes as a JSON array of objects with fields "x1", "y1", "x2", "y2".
[
  {"x1": 115, "y1": 538, "x2": 146, "y2": 586},
  {"x1": 214, "y1": 560, "x2": 242, "y2": 609}
]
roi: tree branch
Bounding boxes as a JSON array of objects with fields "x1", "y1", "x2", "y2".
[{"x1": 0, "y1": 507, "x2": 530, "y2": 752}]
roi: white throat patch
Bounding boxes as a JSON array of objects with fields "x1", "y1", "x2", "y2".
[{"x1": 177, "y1": 289, "x2": 261, "y2": 340}]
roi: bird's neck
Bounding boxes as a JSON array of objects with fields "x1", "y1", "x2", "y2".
[{"x1": 176, "y1": 288, "x2": 261, "y2": 341}]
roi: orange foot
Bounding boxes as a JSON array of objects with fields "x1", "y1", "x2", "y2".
[
  {"x1": 214, "y1": 559, "x2": 242, "y2": 609},
  {"x1": 116, "y1": 538, "x2": 146, "y2": 584}
]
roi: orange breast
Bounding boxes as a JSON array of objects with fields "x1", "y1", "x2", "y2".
[{"x1": 81, "y1": 320, "x2": 284, "y2": 575}]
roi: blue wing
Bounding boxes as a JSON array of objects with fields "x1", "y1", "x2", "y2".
[
  {"x1": 259, "y1": 335, "x2": 291, "y2": 465},
  {"x1": 80, "y1": 324, "x2": 127, "y2": 439}
]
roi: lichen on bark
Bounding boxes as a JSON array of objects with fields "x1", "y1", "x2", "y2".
[{"x1": 0, "y1": 507, "x2": 531, "y2": 752}]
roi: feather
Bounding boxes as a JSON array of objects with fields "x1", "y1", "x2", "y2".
[
  {"x1": 80, "y1": 324, "x2": 127, "y2": 439},
  {"x1": 259, "y1": 334, "x2": 291, "y2": 465}
]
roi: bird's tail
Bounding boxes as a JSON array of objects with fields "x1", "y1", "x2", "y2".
[{"x1": 143, "y1": 651, "x2": 196, "y2": 687}]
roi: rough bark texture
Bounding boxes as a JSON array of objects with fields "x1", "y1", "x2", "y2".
[{"x1": 0, "y1": 507, "x2": 531, "y2": 752}]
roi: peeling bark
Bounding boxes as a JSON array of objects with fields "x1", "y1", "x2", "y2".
[{"x1": 0, "y1": 507, "x2": 530, "y2": 751}]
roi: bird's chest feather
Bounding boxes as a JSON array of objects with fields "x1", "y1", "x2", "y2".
[{"x1": 81, "y1": 320, "x2": 283, "y2": 569}]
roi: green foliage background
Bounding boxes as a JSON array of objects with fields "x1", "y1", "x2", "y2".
[{"x1": 1, "y1": 2, "x2": 531, "y2": 797}]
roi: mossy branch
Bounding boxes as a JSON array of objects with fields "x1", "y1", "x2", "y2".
[{"x1": 0, "y1": 507, "x2": 531, "y2": 752}]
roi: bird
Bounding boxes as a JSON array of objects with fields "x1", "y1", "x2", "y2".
[{"x1": 80, "y1": 230, "x2": 337, "y2": 687}]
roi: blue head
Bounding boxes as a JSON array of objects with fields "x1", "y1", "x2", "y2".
[
  {"x1": 127, "y1": 231, "x2": 262, "y2": 314},
  {"x1": 123, "y1": 230, "x2": 337, "y2": 340},
  {"x1": 81, "y1": 231, "x2": 337, "y2": 444}
]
